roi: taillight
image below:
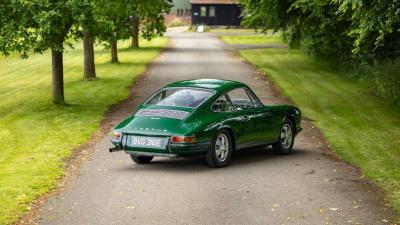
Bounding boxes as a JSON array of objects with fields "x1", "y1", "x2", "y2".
[
  {"x1": 171, "y1": 135, "x2": 197, "y2": 143},
  {"x1": 112, "y1": 130, "x2": 121, "y2": 139}
]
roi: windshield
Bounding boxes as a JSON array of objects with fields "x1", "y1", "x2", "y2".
[{"x1": 145, "y1": 88, "x2": 214, "y2": 108}]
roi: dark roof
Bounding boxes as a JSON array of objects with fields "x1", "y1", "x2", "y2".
[
  {"x1": 190, "y1": 0, "x2": 237, "y2": 4},
  {"x1": 166, "y1": 79, "x2": 246, "y2": 93}
]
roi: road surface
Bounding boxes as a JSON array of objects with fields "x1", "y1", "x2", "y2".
[{"x1": 35, "y1": 31, "x2": 394, "y2": 225}]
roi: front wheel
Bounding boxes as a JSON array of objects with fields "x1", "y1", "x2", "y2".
[
  {"x1": 272, "y1": 119, "x2": 295, "y2": 155},
  {"x1": 205, "y1": 130, "x2": 233, "y2": 168},
  {"x1": 130, "y1": 154, "x2": 153, "y2": 164}
]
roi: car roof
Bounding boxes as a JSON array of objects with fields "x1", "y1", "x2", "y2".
[{"x1": 165, "y1": 79, "x2": 247, "y2": 93}]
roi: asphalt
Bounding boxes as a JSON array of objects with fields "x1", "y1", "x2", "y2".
[{"x1": 35, "y1": 31, "x2": 395, "y2": 225}]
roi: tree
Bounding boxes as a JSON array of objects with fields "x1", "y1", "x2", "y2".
[
  {"x1": 337, "y1": 0, "x2": 400, "y2": 59},
  {"x1": 240, "y1": 0, "x2": 400, "y2": 61},
  {"x1": 71, "y1": 0, "x2": 97, "y2": 80},
  {"x1": 128, "y1": 0, "x2": 171, "y2": 48},
  {"x1": 0, "y1": 0, "x2": 93, "y2": 104},
  {"x1": 94, "y1": 0, "x2": 131, "y2": 63},
  {"x1": 240, "y1": 0, "x2": 400, "y2": 105},
  {"x1": 241, "y1": 0, "x2": 354, "y2": 59}
]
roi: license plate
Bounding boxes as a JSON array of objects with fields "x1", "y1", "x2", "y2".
[{"x1": 125, "y1": 136, "x2": 166, "y2": 148}]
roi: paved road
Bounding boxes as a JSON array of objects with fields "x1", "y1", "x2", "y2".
[{"x1": 36, "y1": 31, "x2": 394, "y2": 225}]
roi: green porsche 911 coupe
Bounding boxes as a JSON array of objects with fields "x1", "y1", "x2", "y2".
[{"x1": 110, "y1": 79, "x2": 302, "y2": 168}]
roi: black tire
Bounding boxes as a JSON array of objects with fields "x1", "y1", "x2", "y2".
[
  {"x1": 130, "y1": 154, "x2": 153, "y2": 164},
  {"x1": 272, "y1": 118, "x2": 295, "y2": 155},
  {"x1": 205, "y1": 130, "x2": 233, "y2": 168}
]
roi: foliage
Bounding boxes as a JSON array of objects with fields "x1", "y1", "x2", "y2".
[
  {"x1": 93, "y1": 0, "x2": 171, "y2": 45},
  {"x1": 238, "y1": 46, "x2": 400, "y2": 214},
  {"x1": 352, "y1": 59, "x2": 400, "y2": 106},
  {"x1": 240, "y1": 0, "x2": 400, "y2": 60},
  {"x1": 71, "y1": 0, "x2": 97, "y2": 33},
  {"x1": 0, "y1": 37, "x2": 168, "y2": 225},
  {"x1": 372, "y1": 59, "x2": 400, "y2": 106},
  {"x1": 0, "y1": 0, "x2": 94, "y2": 55},
  {"x1": 240, "y1": 0, "x2": 295, "y2": 32},
  {"x1": 93, "y1": 0, "x2": 131, "y2": 44},
  {"x1": 337, "y1": 0, "x2": 400, "y2": 58},
  {"x1": 0, "y1": 0, "x2": 97, "y2": 104},
  {"x1": 128, "y1": 0, "x2": 172, "y2": 40},
  {"x1": 0, "y1": 0, "x2": 73, "y2": 56},
  {"x1": 240, "y1": 0, "x2": 400, "y2": 106}
]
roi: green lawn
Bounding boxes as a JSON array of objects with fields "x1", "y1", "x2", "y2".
[
  {"x1": 0, "y1": 37, "x2": 168, "y2": 224},
  {"x1": 223, "y1": 32, "x2": 400, "y2": 214},
  {"x1": 235, "y1": 47, "x2": 400, "y2": 214},
  {"x1": 209, "y1": 28, "x2": 257, "y2": 33},
  {"x1": 220, "y1": 34, "x2": 284, "y2": 45}
]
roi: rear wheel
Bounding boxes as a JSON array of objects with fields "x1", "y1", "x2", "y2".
[
  {"x1": 205, "y1": 130, "x2": 233, "y2": 168},
  {"x1": 272, "y1": 119, "x2": 295, "y2": 155},
  {"x1": 130, "y1": 154, "x2": 153, "y2": 164}
]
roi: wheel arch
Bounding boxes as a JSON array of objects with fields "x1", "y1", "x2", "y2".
[{"x1": 284, "y1": 115, "x2": 297, "y2": 134}]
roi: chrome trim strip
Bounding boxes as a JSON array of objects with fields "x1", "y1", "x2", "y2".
[{"x1": 126, "y1": 151, "x2": 178, "y2": 158}]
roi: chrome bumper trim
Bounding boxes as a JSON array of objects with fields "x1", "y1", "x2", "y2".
[{"x1": 126, "y1": 151, "x2": 178, "y2": 158}]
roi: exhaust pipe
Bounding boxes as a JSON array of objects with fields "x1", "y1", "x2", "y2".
[{"x1": 109, "y1": 147, "x2": 122, "y2": 153}]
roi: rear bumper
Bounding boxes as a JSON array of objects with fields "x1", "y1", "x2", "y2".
[
  {"x1": 129, "y1": 151, "x2": 178, "y2": 158},
  {"x1": 121, "y1": 141, "x2": 212, "y2": 157}
]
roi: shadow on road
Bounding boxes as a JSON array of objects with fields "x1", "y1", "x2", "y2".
[{"x1": 113, "y1": 147, "x2": 309, "y2": 173}]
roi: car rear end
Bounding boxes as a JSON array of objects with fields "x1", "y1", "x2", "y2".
[{"x1": 110, "y1": 107, "x2": 211, "y2": 157}]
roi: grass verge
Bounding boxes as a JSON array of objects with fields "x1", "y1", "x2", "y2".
[
  {"x1": 0, "y1": 37, "x2": 168, "y2": 224},
  {"x1": 209, "y1": 28, "x2": 257, "y2": 33},
  {"x1": 222, "y1": 34, "x2": 400, "y2": 214},
  {"x1": 220, "y1": 34, "x2": 283, "y2": 45},
  {"x1": 236, "y1": 46, "x2": 400, "y2": 214}
]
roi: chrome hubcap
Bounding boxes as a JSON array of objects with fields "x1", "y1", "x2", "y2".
[
  {"x1": 281, "y1": 124, "x2": 293, "y2": 149},
  {"x1": 215, "y1": 134, "x2": 229, "y2": 161}
]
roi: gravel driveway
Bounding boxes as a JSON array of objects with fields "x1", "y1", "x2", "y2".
[{"x1": 34, "y1": 31, "x2": 395, "y2": 225}]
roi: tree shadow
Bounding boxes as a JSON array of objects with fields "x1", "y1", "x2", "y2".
[{"x1": 118, "y1": 46, "x2": 163, "y2": 52}]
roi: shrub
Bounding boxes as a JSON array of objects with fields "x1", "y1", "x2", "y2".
[
  {"x1": 345, "y1": 58, "x2": 400, "y2": 107},
  {"x1": 371, "y1": 59, "x2": 400, "y2": 106}
]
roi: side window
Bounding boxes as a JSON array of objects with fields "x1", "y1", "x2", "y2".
[
  {"x1": 227, "y1": 88, "x2": 254, "y2": 111},
  {"x1": 211, "y1": 95, "x2": 234, "y2": 112},
  {"x1": 246, "y1": 88, "x2": 263, "y2": 107}
]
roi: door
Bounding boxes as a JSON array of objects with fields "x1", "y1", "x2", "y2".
[
  {"x1": 210, "y1": 94, "x2": 245, "y2": 143},
  {"x1": 245, "y1": 88, "x2": 279, "y2": 143},
  {"x1": 226, "y1": 88, "x2": 270, "y2": 148}
]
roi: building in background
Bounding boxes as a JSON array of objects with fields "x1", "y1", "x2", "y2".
[
  {"x1": 165, "y1": 0, "x2": 192, "y2": 26},
  {"x1": 164, "y1": 0, "x2": 242, "y2": 27},
  {"x1": 169, "y1": 0, "x2": 192, "y2": 16},
  {"x1": 190, "y1": 0, "x2": 241, "y2": 26}
]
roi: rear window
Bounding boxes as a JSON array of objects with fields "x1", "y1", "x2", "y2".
[{"x1": 145, "y1": 88, "x2": 214, "y2": 108}]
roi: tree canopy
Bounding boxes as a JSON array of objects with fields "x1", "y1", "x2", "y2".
[
  {"x1": 0, "y1": 0, "x2": 170, "y2": 103},
  {"x1": 240, "y1": 0, "x2": 400, "y2": 61}
]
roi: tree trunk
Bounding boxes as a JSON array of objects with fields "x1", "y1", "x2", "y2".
[
  {"x1": 110, "y1": 38, "x2": 119, "y2": 63},
  {"x1": 131, "y1": 17, "x2": 139, "y2": 48},
  {"x1": 83, "y1": 29, "x2": 96, "y2": 80},
  {"x1": 51, "y1": 48, "x2": 65, "y2": 104}
]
